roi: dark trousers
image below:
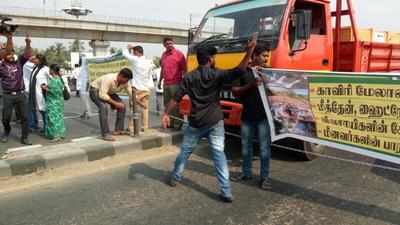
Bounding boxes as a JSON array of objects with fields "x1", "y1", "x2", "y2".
[
  {"x1": 163, "y1": 84, "x2": 182, "y2": 128},
  {"x1": 89, "y1": 88, "x2": 126, "y2": 137},
  {"x1": 39, "y1": 111, "x2": 47, "y2": 132},
  {"x1": 2, "y1": 93, "x2": 29, "y2": 139}
]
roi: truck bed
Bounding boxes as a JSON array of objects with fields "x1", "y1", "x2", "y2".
[{"x1": 336, "y1": 41, "x2": 400, "y2": 73}]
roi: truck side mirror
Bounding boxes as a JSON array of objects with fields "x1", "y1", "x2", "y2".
[
  {"x1": 294, "y1": 10, "x2": 312, "y2": 41},
  {"x1": 289, "y1": 10, "x2": 312, "y2": 56}
]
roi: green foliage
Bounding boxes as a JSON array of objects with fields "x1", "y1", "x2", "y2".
[
  {"x1": 153, "y1": 56, "x2": 161, "y2": 68},
  {"x1": 43, "y1": 43, "x2": 71, "y2": 70},
  {"x1": 14, "y1": 46, "x2": 41, "y2": 56},
  {"x1": 110, "y1": 47, "x2": 121, "y2": 54},
  {"x1": 69, "y1": 39, "x2": 85, "y2": 52},
  {"x1": 15, "y1": 42, "x2": 71, "y2": 70}
]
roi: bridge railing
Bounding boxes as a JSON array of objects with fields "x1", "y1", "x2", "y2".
[{"x1": 0, "y1": 6, "x2": 190, "y2": 30}]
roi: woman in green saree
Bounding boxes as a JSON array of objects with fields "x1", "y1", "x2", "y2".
[{"x1": 42, "y1": 64, "x2": 66, "y2": 142}]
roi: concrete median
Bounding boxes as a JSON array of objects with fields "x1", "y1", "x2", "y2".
[{"x1": 0, "y1": 129, "x2": 182, "y2": 178}]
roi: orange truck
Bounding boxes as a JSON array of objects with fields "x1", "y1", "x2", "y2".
[{"x1": 180, "y1": 0, "x2": 400, "y2": 159}]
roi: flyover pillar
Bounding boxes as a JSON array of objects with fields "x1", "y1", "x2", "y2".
[{"x1": 89, "y1": 40, "x2": 110, "y2": 56}]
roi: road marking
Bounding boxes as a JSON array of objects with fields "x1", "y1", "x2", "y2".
[
  {"x1": 71, "y1": 136, "x2": 96, "y2": 142},
  {"x1": 7, "y1": 145, "x2": 43, "y2": 153}
]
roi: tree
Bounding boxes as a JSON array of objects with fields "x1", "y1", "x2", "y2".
[
  {"x1": 44, "y1": 42, "x2": 70, "y2": 70},
  {"x1": 110, "y1": 47, "x2": 121, "y2": 54},
  {"x1": 153, "y1": 56, "x2": 161, "y2": 68},
  {"x1": 14, "y1": 46, "x2": 41, "y2": 56},
  {"x1": 69, "y1": 39, "x2": 85, "y2": 52}
]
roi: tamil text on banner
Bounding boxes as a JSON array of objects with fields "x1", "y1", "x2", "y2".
[{"x1": 255, "y1": 69, "x2": 400, "y2": 164}]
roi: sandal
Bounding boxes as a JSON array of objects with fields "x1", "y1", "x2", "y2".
[{"x1": 103, "y1": 135, "x2": 116, "y2": 142}]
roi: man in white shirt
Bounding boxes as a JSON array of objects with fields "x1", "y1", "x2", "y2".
[
  {"x1": 123, "y1": 45, "x2": 154, "y2": 131},
  {"x1": 72, "y1": 64, "x2": 81, "y2": 97},
  {"x1": 153, "y1": 67, "x2": 163, "y2": 113},
  {"x1": 23, "y1": 56, "x2": 37, "y2": 130},
  {"x1": 78, "y1": 57, "x2": 94, "y2": 119},
  {"x1": 28, "y1": 54, "x2": 49, "y2": 133}
]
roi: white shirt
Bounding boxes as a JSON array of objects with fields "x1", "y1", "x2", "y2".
[
  {"x1": 78, "y1": 58, "x2": 89, "y2": 92},
  {"x1": 30, "y1": 66, "x2": 49, "y2": 111},
  {"x1": 123, "y1": 49, "x2": 154, "y2": 91},
  {"x1": 23, "y1": 61, "x2": 35, "y2": 93},
  {"x1": 153, "y1": 68, "x2": 163, "y2": 94},
  {"x1": 72, "y1": 67, "x2": 81, "y2": 90},
  {"x1": 72, "y1": 67, "x2": 80, "y2": 79},
  {"x1": 62, "y1": 76, "x2": 71, "y2": 94}
]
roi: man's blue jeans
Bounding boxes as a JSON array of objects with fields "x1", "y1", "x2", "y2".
[
  {"x1": 171, "y1": 120, "x2": 232, "y2": 198},
  {"x1": 241, "y1": 119, "x2": 272, "y2": 179},
  {"x1": 28, "y1": 110, "x2": 38, "y2": 130}
]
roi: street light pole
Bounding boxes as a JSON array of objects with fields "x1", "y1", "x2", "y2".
[{"x1": 42, "y1": 0, "x2": 46, "y2": 16}]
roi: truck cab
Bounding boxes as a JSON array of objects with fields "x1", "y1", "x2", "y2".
[
  {"x1": 187, "y1": 0, "x2": 333, "y2": 72},
  {"x1": 184, "y1": 0, "x2": 333, "y2": 126}
]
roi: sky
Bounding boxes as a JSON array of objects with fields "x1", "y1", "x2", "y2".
[{"x1": 0, "y1": 0, "x2": 399, "y2": 58}]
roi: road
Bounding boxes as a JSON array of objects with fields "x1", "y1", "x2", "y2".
[
  {"x1": 0, "y1": 92, "x2": 163, "y2": 155},
  {"x1": 0, "y1": 138, "x2": 399, "y2": 225}
]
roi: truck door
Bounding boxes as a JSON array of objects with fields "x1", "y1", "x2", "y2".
[{"x1": 274, "y1": 0, "x2": 333, "y2": 71}]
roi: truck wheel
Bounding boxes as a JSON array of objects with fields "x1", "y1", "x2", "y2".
[
  {"x1": 302, "y1": 142, "x2": 324, "y2": 161},
  {"x1": 273, "y1": 138, "x2": 324, "y2": 161}
]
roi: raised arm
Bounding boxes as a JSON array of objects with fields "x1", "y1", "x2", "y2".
[
  {"x1": 217, "y1": 33, "x2": 258, "y2": 83},
  {"x1": 23, "y1": 35, "x2": 33, "y2": 59},
  {"x1": 4, "y1": 32, "x2": 13, "y2": 54},
  {"x1": 237, "y1": 32, "x2": 258, "y2": 71},
  {"x1": 122, "y1": 45, "x2": 139, "y2": 62}
]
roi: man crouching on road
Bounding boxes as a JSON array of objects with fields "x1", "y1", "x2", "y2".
[
  {"x1": 161, "y1": 33, "x2": 258, "y2": 203},
  {"x1": 89, "y1": 68, "x2": 133, "y2": 141}
]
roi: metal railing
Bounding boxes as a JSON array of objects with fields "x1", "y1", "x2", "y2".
[{"x1": 0, "y1": 6, "x2": 190, "y2": 30}]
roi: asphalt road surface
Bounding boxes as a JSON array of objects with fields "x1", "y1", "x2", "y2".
[{"x1": 0, "y1": 138, "x2": 399, "y2": 225}]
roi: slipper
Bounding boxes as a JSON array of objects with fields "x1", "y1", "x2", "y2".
[{"x1": 103, "y1": 135, "x2": 116, "y2": 142}]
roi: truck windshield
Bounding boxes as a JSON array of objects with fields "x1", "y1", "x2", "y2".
[{"x1": 193, "y1": 0, "x2": 288, "y2": 43}]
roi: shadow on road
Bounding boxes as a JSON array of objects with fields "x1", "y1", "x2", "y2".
[
  {"x1": 190, "y1": 136, "x2": 301, "y2": 167},
  {"x1": 267, "y1": 178, "x2": 400, "y2": 225},
  {"x1": 182, "y1": 159, "x2": 399, "y2": 225},
  {"x1": 127, "y1": 163, "x2": 220, "y2": 202},
  {"x1": 371, "y1": 159, "x2": 400, "y2": 184},
  {"x1": 126, "y1": 157, "x2": 400, "y2": 224}
]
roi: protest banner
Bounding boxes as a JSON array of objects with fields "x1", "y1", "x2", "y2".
[
  {"x1": 86, "y1": 52, "x2": 129, "y2": 82},
  {"x1": 255, "y1": 68, "x2": 400, "y2": 164}
]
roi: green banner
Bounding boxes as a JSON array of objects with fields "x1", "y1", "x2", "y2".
[
  {"x1": 87, "y1": 52, "x2": 129, "y2": 82},
  {"x1": 256, "y1": 69, "x2": 400, "y2": 164}
]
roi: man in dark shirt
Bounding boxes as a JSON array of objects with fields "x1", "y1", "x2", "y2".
[
  {"x1": 231, "y1": 45, "x2": 272, "y2": 190},
  {"x1": 162, "y1": 33, "x2": 258, "y2": 203},
  {"x1": 0, "y1": 33, "x2": 32, "y2": 145}
]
